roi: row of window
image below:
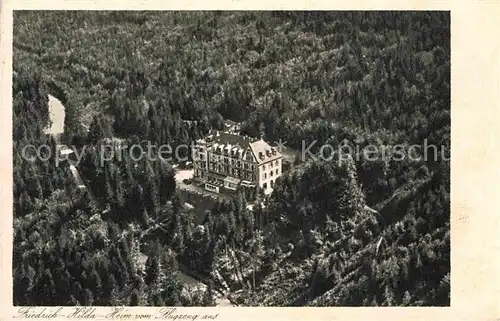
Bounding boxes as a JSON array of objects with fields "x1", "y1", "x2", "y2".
[
  {"x1": 209, "y1": 162, "x2": 254, "y2": 173},
  {"x1": 211, "y1": 149, "x2": 253, "y2": 161},
  {"x1": 263, "y1": 168, "x2": 280, "y2": 180},
  {"x1": 209, "y1": 164, "x2": 256, "y2": 181},
  {"x1": 262, "y1": 159, "x2": 280, "y2": 171},
  {"x1": 209, "y1": 156, "x2": 255, "y2": 170}
]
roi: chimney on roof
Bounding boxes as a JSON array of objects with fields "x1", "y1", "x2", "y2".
[{"x1": 259, "y1": 152, "x2": 264, "y2": 159}]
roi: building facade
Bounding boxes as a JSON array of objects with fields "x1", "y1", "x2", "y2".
[{"x1": 192, "y1": 130, "x2": 282, "y2": 194}]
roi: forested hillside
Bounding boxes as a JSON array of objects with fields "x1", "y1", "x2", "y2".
[
  {"x1": 13, "y1": 11, "x2": 450, "y2": 306},
  {"x1": 13, "y1": 71, "x2": 214, "y2": 306}
]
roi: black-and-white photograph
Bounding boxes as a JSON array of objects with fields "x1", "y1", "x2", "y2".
[{"x1": 13, "y1": 11, "x2": 450, "y2": 307}]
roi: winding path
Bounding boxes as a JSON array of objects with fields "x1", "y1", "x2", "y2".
[{"x1": 45, "y1": 94, "x2": 235, "y2": 306}]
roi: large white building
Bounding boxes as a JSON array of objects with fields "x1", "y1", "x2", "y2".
[{"x1": 192, "y1": 130, "x2": 282, "y2": 194}]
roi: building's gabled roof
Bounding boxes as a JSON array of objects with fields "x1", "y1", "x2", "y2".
[
  {"x1": 202, "y1": 130, "x2": 282, "y2": 164},
  {"x1": 205, "y1": 131, "x2": 254, "y2": 160},
  {"x1": 209, "y1": 130, "x2": 256, "y2": 147},
  {"x1": 249, "y1": 139, "x2": 282, "y2": 164}
]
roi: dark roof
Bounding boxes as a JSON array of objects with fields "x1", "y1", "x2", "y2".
[
  {"x1": 203, "y1": 130, "x2": 283, "y2": 164},
  {"x1": 208, "y1": 130, "x2": 257, "y2": 148}
]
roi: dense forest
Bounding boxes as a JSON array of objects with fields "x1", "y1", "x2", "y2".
[{"x1": 13, "y1": 11, "x2": 450, "y2": 306}]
